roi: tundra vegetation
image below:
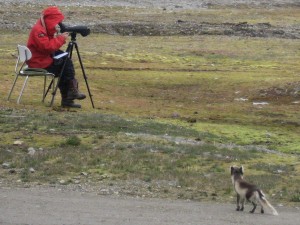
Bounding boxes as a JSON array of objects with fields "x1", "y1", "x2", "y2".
[{"x1": 0, "y1": 1, "x2": 299, "y2": 205}]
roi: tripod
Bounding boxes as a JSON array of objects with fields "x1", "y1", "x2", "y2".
[{"x1": 47, "y1": 32, "x2": 95, "y2": 108}]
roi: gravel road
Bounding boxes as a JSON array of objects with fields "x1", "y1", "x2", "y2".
[{"x1": 0, "y1": 187, "x2": 299, "y2": 225}]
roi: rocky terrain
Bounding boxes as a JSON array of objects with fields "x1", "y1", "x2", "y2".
[
  {"x1": 2, "y1": 0, "x2": 300, "y2": 8},
  {"x1": 0, "y1": 0, "x2": 299, "y2": 39}
]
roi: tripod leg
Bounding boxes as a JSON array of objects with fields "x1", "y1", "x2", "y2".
[
  {"x1": 43, "y1": 78, "x2": 54, "y2": 102},
  {"x1": 74, "y1": 43, "x2": 95, "y2": 108},
  {"x1": 50, "y1": 58, "x2": 68, "y2": 107},
  {"x1": 49, "y1": 78, "x2": 59, "y2": 107}
]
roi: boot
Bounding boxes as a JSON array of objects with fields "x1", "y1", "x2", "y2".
[
  {"x1": 61, "y1": 99, "x2": 81, "y2": 108},
  {"x1": 60, "y1": 85, "x2": 82, "y2": 108},
  {"x1": 67, "y1": 79, "x2": 86, "y2": 100}
]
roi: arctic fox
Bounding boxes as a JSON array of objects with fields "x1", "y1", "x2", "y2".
[{"x1": 230, "y1": 166, "x2": 278, "y2": 216}]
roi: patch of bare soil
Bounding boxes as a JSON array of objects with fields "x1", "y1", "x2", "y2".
[
  {"x1": 255, "y1": 82, "x2": 300, "y2": 101},
  {"x1": 92, "y1": 21, "x2": 299, "y2": 39}
]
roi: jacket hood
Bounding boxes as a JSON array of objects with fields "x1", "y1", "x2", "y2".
[{"x1": 42, "y1": 6, "x2": 64, "y2": 36}]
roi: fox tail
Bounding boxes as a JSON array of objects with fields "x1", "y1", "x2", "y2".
[{"x1": 258, "y1": 191, "x2": 278, "y2": 216}]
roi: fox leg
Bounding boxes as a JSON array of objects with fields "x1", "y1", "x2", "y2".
[
  {"x1": 260, "y1": 206, "x2": 264, "y2": 214},
  {"x1": 236, "y1": 194, "x2": 244, "y2": 211},
  {"x1": 240, "y1": 197, "x2": 245, "y2": 211},
  {"x1": 236, "y1": 194, "x2": 241, "y2": 211},
  {"x1": 250, "y1": 202, "x2": 257, "y2": 213}
]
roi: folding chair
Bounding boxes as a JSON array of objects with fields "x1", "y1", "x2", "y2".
[{"x1": 7, "y1": 45, "x2": 56, "y2": 104}]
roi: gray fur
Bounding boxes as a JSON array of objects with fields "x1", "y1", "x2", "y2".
[{"x1": 230, "y1": 166, "x2": 278, "y2": 216}]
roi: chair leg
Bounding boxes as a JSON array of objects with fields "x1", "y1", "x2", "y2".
[
  {"x1": 17, "y1": 76, "x2": 29, "y2": 104},
  {"x1": 7, "y1": 74, "x2": 19, "y2": 101},
  {"x1": 42, "y1": 75, "x2": 47, "y2": 102}
]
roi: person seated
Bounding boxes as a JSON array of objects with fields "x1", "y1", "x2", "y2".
[{"x1": 27, "y1": 6, "x2": 86, "y2": 108}]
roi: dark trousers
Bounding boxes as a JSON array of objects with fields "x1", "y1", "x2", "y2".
[{"x1": 44, "y1": 51, "x2": 75, "y2": 90}]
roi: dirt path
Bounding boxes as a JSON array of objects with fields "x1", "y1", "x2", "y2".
[{"x1": 0, "y1": 187, "x2": 299, "y2": 225}]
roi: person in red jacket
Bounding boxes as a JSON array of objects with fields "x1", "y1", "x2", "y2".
[{"x1": 27, "y1": 6, "x2": 85, "y2": 108}]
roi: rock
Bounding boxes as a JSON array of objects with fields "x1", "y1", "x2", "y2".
[
  {"x1": 81, "y1": 172, "x2": 88, "y2": 176},
  {"x1": 234, "y1": 98, "x2": 248, "y2": 102},
  {"x1": 59, "y1": 180, "x2": 66, "y2": 185},
  {"x1": 2, "y1": 163, "x2": 10, "y2": 169},
  {"x1": 28, "y1": 147, "x2": 36, "y2": 156},
  {"x1": 99, "y1": 189, "x2": 110, "y2": 195},
  {"x1": 253, "y1": 102, "x2": 269, "y2": 106},
  {"x1": 13, "y1": 140, "x2": 24, "y2": 145},
  {"x1": 29, "y1": 168, "x2": 35, "y2": 173},
  {"x1": 99, "y1": 174, "x2": 109, "y2": 180}
]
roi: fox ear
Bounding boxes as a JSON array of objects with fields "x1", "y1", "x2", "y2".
[
  {"x1": 230, "y1": 166, "x2": 234, "y2": 174},
  {"x1": 240, "y1": 166, "x2": 244, "y2": 175}
]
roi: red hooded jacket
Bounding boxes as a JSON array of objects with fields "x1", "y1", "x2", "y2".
[{"x1": 27, "y1": 6, "x2": 66, "y2": 68}]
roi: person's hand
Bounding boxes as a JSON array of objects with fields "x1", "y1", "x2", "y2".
[{"x1": 61, "y1": 32, "x2": 69, "y2": 39}]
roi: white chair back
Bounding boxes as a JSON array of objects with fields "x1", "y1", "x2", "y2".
[
  {"x1": 8, "y1": 44, "x2": 57, "y2": 105},
  {"x1": 17, "y1": 45, "x2": 32, "y2": 62}
]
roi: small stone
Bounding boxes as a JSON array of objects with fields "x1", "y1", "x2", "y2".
[
  {"x1": 29, "y1": 168, "x2": 35, "y2": 173},
  {"x1": 2, "y1": 163, "x2": 10, "y2": 169},
  {"x1": 253, "y1": 102, "x2": 269, "y2": 106},
  {"x1": 59, "y1": 180, "x2": 66, "y2": 185},
  {"x1": 234, "y1": 98, "x2": 248, "y2": 102},
  {"x1": 99, "y1": 189, "x2": 110, "y2": 195},
  {"x1": 13, "y1": 140, "x2": 24, "y2": 145},
  {"x1": 28, "y1": 147, "x2": 36, "y2": 156},
  {"x1": 81, "y1": 172, "x2": 88, "y2": 176},
  {"x1": 99, "y1": 174, "x2": 109, "y2": 180}
]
